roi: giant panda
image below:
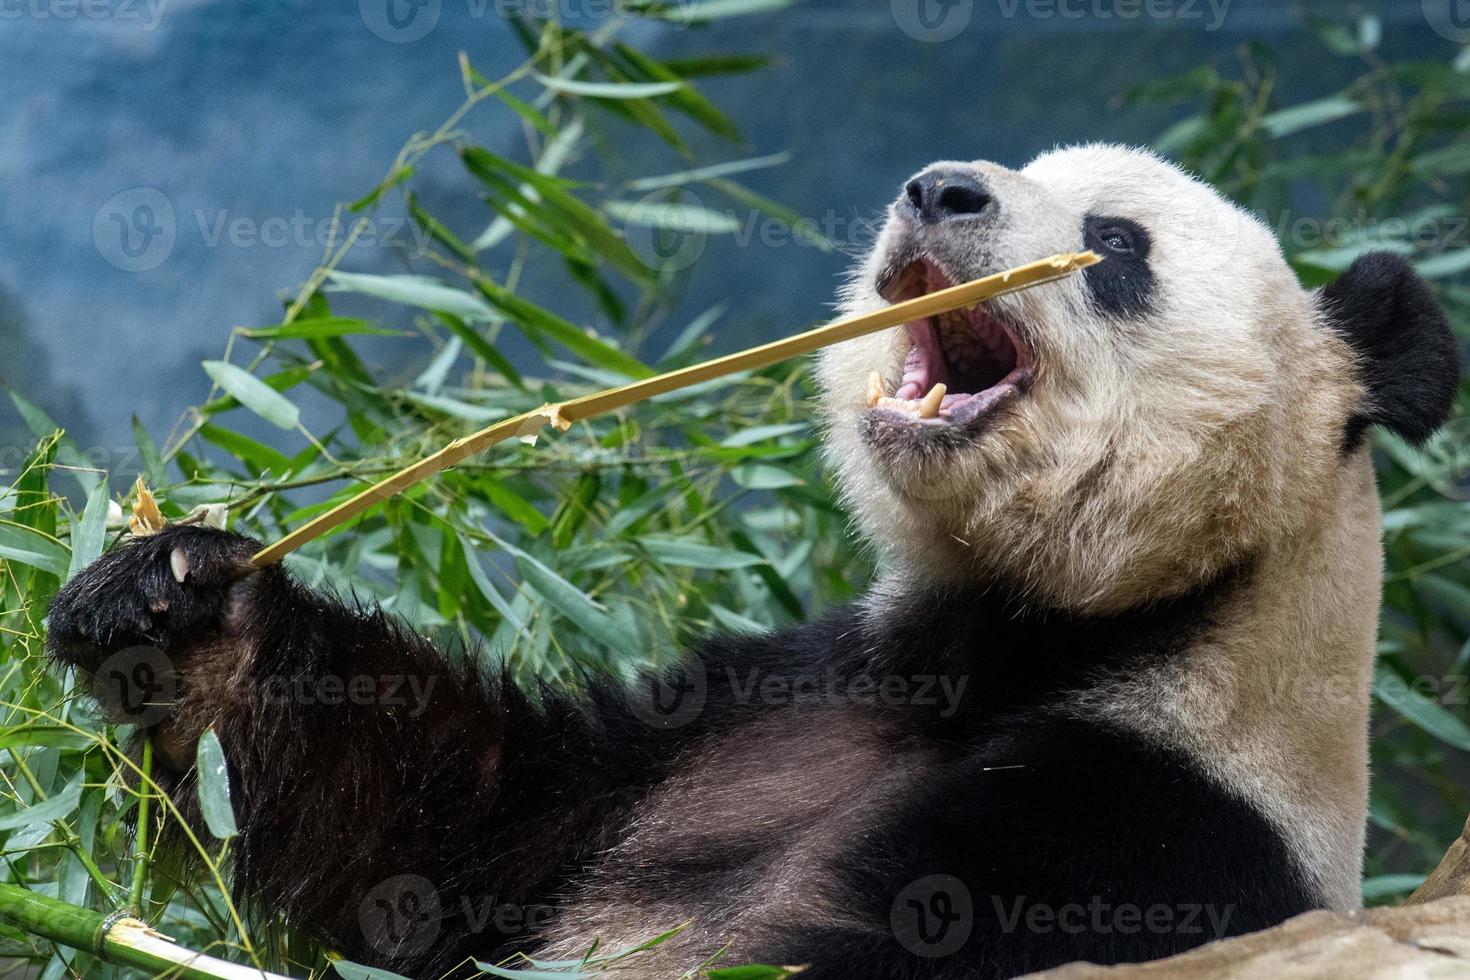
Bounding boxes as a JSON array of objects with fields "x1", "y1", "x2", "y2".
[{"x1": 47, "y1": 145, "x2": 1461, "y2": 979}]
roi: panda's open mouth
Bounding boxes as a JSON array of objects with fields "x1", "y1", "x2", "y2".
[{"x1": 869, "y1": 258, "x2": 1034, "y2": 427}]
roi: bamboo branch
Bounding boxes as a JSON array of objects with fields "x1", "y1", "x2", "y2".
[
  {"x1": 0, "y1": 883, "x2": 291, "y2": 980},
  {"x1": 128, "y1": 738, "x2": 154, "y2": 913},
  {"x1": 250, "y1": 250, "x2": 1100, "y2": 566}
]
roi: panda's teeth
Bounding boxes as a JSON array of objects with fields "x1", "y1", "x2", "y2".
[
  {"x1": 876, "y1": 396, "x2": 921, "y2": 417},
  {"x1": 872, "y1": 384, "x2": 946, "y2": 420},
  {"x1": 919, "y1": 383, "x2": 946, "y2": 418},
  {"x1": 866, "y1": 372, "x2": 884, "y2": 408}
]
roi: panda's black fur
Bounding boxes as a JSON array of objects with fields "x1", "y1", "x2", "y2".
[
  {"x1": 1082, "y1": 214, "x2": 1155, "y2": 317},
  {"x1": 48, "y1": 532, "x2": 1314, "y2": 979},
  {"x1": 46, "y1": 152, "x2": 1462, "y2": 979},
  {"x1": 1322, "y1": 251, "x2": 1461, "y2": 453}
]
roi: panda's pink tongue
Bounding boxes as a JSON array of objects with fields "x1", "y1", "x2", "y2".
[{"x1": 896, "y1": 319, "x2": 947, "y2": 400}]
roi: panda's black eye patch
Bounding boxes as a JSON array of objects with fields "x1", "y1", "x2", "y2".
[
  {"x1": 1083, "y1": 215, "x2": 1154, "y2": 317},
  {"x1": 1096, "y1": 225, "x2": 1136, "y2": 255}
]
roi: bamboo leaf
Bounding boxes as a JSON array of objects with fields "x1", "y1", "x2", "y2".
[
  {"x1": 635, "y1": 0, "x2": 794, "y2": 22},
  {"x1": 201, "y1": 362, "x2": 318, "y2": 417},
  {"x1": 705, "y1": 966, "x2": 803, "y2": 980},
  {"x1": 332, "y1": 962, "x2": 416, "y2": 980},
  {"x1": 132, "y1": 416, "x2": 166, "y2": 486},
  {"x1": 1375, "y1": 665, "x2": 1470, "y2": 751},
  {"x1": 471, "y1": 117, "x2": 585, "y2": 253},
  {"x1": 327, "y1": 271, "x2": 497, "y2": 322},
  {"x1": 407, "y1": 192, "x2": 478, "y2": 265},
  {"x1": 485, "y1": 531, "x2": 638, "y2": 652},
  {"x1": 202, "y1": 361, "x2": 301, "y2": 431},
  {"x1": 199, "y1": 424, "x2": 294, "y2": 478},
  {"x1": 1416, "y1": 249, "x2": 1470, "y2": 280},
  {"x1": 474, "y1": 280, "x2": 653, "y2": 379},
  {"x1": 0, "y1": 522, "x2": 70, "y2": 577},
  {"x1": 627, "y1": 152, "x2": 790, "y2": 192},
  {"x1": 0, "y1": 773, "x2": 81, "y2": 832},
  {"x1": 660, "y1": 53, "x2": 771, "y2": 77},
  {"x1": 519, "y1": 557, "x2": 638, "y2": 652},
  {"x1": 1261, "y1": 97, "x2": 1361, "y2": 137},
  {"x1": 65, "y1": 482, "x2": 111, "y2": 581},
  {"x1": 242, "y1": 317, "x2": 398, "y2": 341},
  {"x1": 609, "y1": 43, "x2": 741, "y2": 141},
  {"x1": 534, "y1": 74, "x2": 683, "y2": 99},
  {"x1": 731, "y1": 463, "x2": 803, "y2": 490},
  {"x1": 1362, "y1": 873, "x2": 1425, "y2": 901},
  {"x1": 461, "y1": 147, "x2": 653, "y2": 283},
  {"x1": 0, "y1": 727, "x2": 92, "y2": 753},
  {"x1": 461, "y1": 537, "x2": 525, "y2": 629},
  {"x1": 474, "y1": 963, "x2": 589, "y2": 980},
  {"x1": 196, "y1": 729, "x2": 239, "y2": 840},
  {"x1": 605, "y1": 200, "x2": 741, "y2": 234},
  {"x1": 491, "y1": 87, "x2": 556, "y2": 136},
  {"x1": 638, "y1": 535, "x2": 767, "y2": 569},
  {"x1": 435, "y1": 312, "x2": 524, "y2": 388},
  {"x1": 5, "y1": 388, "x2": 102, "y2": 494}
]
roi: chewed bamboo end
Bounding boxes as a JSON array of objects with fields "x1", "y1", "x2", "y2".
[{"x1": 515, "y1": 403, "x2": 572, "y2": 445}]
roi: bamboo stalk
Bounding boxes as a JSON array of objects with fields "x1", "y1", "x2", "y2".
[
  {"x1": 0, "y1": 883, "x2": 293, "y2": 980},
  {"x1": 128, "y1": 738, "x2": 154, "y2": 913},
  {"x1": 251, "y1": 251, "x2": 1099, "y2": 566}
]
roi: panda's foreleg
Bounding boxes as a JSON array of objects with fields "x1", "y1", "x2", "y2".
[{"x1": 46, "y1": 525, "x2": 664, "y2": 973}]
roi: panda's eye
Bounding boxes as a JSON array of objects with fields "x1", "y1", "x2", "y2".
[
  {"x1": 1096, "y1": 226, "x2": 1136, "y2": 255},
  {"x1": 1081, "y1": 215, "x2": 1154, "y2": 316}
]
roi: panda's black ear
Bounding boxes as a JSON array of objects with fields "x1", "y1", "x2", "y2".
[{"x1": 1319, "y1": 251, "x2": 1460, "y2": 451}]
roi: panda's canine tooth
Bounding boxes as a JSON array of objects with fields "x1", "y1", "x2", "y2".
[
  {"x1": 866, "y1": 371, "x2": 884, "y2": 408},
  {"x1": 919, "y1": 383, "x2": 946, "y2": 419}
]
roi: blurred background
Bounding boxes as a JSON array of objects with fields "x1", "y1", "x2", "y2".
[
  {"x1": 0, "y1": 0, "x2": 1450, "y2": 453},
  {"x1": 4, "y1": 1, "x2": 1470, "y2": 975}
]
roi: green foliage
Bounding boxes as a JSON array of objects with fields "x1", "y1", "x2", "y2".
[
  {"x1": 2, "y1": 8, "x2": 1470, "y2": 977},
  {"x1": 0, "y1": 6, "x2": 845, "y2": 976}
]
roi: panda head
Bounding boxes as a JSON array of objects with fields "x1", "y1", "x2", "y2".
[{"x1": 820, "y1": 145, "x2": 1460, "y2": 614}]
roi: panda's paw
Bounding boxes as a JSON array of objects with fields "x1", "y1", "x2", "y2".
[{"x1": 46, "y1": 525, "x2": 263, "y2": 677}]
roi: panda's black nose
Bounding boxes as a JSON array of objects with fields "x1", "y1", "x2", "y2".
[{"x1": 904, "y1": 169, "x2": 995, "y2": 224}]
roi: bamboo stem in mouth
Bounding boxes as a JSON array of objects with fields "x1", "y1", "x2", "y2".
[{"x1": 250, "y1": 250, "x2": 1099, "y2": 567}]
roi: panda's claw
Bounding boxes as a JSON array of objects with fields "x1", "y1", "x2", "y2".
[{"x1": 170, "y1": 546, "x2": 190, "y2": 584}]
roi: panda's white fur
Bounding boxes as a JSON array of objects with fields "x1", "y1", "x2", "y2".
[{"x1": 819, "y1": 145, "x2": 1377, "y2": 910}]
